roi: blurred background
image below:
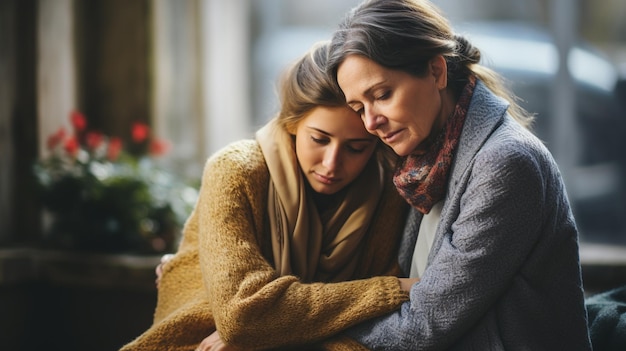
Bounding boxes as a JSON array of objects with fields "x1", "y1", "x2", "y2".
[{"x1": 1, "y1": 0, "x2": 625, "y2": 350}]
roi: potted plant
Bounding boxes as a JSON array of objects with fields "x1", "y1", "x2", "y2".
[{"x1": 33, "y1": 111, "x2": 198, "y2": 254}]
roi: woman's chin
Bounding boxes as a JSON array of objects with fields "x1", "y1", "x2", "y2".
[{"x1": 389, "y1": 144, "x2": 412, "y2": 157}]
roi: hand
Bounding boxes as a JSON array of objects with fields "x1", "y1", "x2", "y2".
[
  {"x1": 155, "y1": 253, "x2": 175, "y2": 288},
  {"x1": 398, "y1": 277, "x2": 420, "y2": 292},
  {"x1": 196, "y1": 330, "x2": 244, "y2": 351}
]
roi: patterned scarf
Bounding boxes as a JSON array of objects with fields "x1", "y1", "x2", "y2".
[{"x1": 393, "y1": 75, "x2": 476, "y2": 214}]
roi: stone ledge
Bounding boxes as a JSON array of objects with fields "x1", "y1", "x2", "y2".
[
  {"x1": 0, "y1": 247, "x2": 161, "y2": 292},
  {"x1": 0, "y1": 243, "x2": 624, "y2": 294},
  {"x1": 579, "y1": 243, "x2": 626, "y2": 265},
  {"x1": 579, "y1": 243, "x2": 626, "y2": 295}
]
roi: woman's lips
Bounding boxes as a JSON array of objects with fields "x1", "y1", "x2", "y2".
[
  {"x1": 382, "y1": 129, "x2": 402, "y2": 143},
  {"x1": 314, "y1": 172, "x2": 339, "y2": 184}
]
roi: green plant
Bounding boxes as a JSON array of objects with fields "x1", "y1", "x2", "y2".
[{"x1": 33, "y1": 111, "x2": 198, "y2": 254}]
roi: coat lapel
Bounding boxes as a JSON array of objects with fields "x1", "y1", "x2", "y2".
[
  {"x1": 449, "y1": 80, "x2": 509, "y2": 190},
  {"x1": 427, "y1": 80, "x2": 510, "y2": 264}
]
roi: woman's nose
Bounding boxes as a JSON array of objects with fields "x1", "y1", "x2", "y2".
[
  {"x1": 362, "y1": 106, "x2": 383, "y2": 131},
  {"x1": 322, "y1": 145, "x2": 341, "y2": 171}
]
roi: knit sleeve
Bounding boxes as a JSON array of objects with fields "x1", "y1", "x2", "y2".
[
  {"x1": 346, "y1": 136, "x2": 552, "y2": 350},
  {"x1": 197, "y1": 141, "x2": 408, "y2": 350}
]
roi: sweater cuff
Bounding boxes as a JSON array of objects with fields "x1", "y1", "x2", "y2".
[{"x1": 378, "y1": 276, "x2": 410, "y2": 307}]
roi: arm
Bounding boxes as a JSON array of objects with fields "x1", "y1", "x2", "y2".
[
  {"x1": 347, "y1": 141, "x2": 548, "y2": 349},
  {"x1": 198, "y1": 142, "x2": 408, "y2": 350}
]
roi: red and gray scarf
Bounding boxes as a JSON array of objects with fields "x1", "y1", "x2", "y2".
[{"x1": 393, "y1": 75, "x2": 476, "y2": 214}]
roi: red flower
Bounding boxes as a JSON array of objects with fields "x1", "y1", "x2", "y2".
[
  {"x1": 86, "y1": 132, "x2": 104, "y2": 150},
  {"x1": 132, "y1": 122, "x2": 150, "y2": 143},
  {"x1": 149, "y1": 138, "x2": 171, "y2": 156},
  {"x1": 47, "y1": 127, "x2": 67, "y2": 150},
  {"x1": 107, "y1": 137, "x2": 123, "y2": 161},
  {"x1": 70, "y1": 111, "x2": 87, "y2": 132},
  {"x1": 64, "y1": 136, "x2": 80, "y2": 156}
]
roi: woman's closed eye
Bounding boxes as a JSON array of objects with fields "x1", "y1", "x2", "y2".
[
  {"x1": 311, "y1": 135, "x2": 329, "y2": 145},
  {"x1": 311, "y1": 135, "x2": 370, "y2": 154},
  {"x1": 375, "y1": 91, "x2": 390, "y2": 100},
  {"x1": 346, "y1": 144, "x2": 368, "y2": 154}
]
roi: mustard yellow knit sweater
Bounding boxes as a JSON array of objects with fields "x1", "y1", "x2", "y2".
[{"x1": 120, "y1": 140, "x2": 409, "y2": 351}]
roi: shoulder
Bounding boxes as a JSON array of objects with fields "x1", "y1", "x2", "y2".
[
  {"x1": 205, "y1": 139, "x2": 264, "y2": 166},
  {"x1": 204, "y1": 140, "x2": 267, "y2": 176},
  {"x1": 201, "y1": 140, "x2": 269, "y2": 191},
  {"x1": 472, "y1": 116, "x2": 560, "y2": 190},
  {"x1": 468, "y1": 81, "x2": 551, "y2": 169},
  {"x1": 483, "y1": 117, "x2": 553, "y2": 165}
]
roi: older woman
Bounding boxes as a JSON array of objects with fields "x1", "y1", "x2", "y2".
[{"x1": 327, "y1": 0, "x2": 591, "y2": 349}]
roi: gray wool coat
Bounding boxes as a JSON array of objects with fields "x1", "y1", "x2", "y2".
[{"x1": 349, "y1": 80, "x2": 592, "y2": 350}]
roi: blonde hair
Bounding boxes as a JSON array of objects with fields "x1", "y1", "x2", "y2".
[{"x1": 276, "y1": 41, "x2": 346, "y2": 133}]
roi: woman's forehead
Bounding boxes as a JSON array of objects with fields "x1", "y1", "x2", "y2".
[{"x1": 299, "y1": 105, "x2": 372, "y2": 139}]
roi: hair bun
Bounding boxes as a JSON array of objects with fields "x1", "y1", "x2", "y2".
[{"x1": 454, "y1": 34, "x2": 480, "y2": 64}]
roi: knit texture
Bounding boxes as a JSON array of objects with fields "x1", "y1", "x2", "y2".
[
  {"x1": 119, "y1": 140, "x2": 410, "y2": 351},
  {"x1": 586, "y1": 285, "x2": 626, "y2": 351}
]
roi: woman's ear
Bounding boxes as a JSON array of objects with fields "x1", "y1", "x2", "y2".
[
  {"x1": 430, "y1": 55, "x2": 448, "y2": 90},
  {"x1": 285, "y1": 123, "x2": 297, "y2": 135}
]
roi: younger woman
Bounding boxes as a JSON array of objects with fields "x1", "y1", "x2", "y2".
[{"x1": 120, "y1": 42, "x2": 412, "y2": 351}]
